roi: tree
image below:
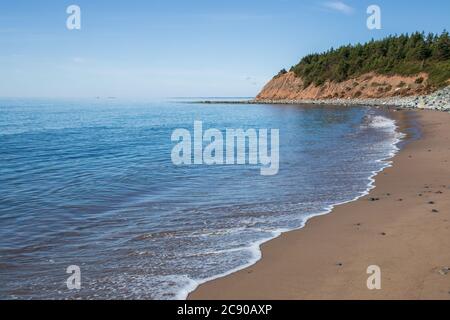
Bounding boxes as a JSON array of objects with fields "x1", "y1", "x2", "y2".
[
  {"x1": 434, "y1": 31, "x2": 450, "y2": 60},
  {"x1": 274, "y1": 68, "x2": 288, "y2": 79},
  {"x1": 289, "y1": 31, "x2": 450, "y2": 88}
]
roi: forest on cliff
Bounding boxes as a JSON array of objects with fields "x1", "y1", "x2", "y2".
[{"x1": 283, "y1": 31, "x2": 450, "y2": 89}]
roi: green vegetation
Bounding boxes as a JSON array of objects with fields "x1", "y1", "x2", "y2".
[
  {"x1": 290, "y1": 31, "x2": 450, "y2": 89},
  {"x1": 274, "y1": 68, "x2": 288, "y2": 79}
]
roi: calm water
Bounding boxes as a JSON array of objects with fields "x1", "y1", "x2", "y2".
[{"x1": 0, "y1": 99, "x2": 402, "y2": 299}]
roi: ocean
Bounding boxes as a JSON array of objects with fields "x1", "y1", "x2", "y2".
[{"x1": 0, "y1": 98, "x2": 403, "y2": 299}]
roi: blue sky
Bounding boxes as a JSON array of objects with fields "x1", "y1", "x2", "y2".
[{"x1": 1, "y1": 0, "x2": 449, "y2": 98}]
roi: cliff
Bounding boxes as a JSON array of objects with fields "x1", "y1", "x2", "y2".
[
  {"x1": 256, "y1": 31, "x2": 450, "y2": 102},
  {"x1": 256, "y1": 71, "x2": 432, "y2": 101}
]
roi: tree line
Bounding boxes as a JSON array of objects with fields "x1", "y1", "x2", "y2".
[{"x1": 286, "y1": 31, "x2": 450, "y2": 88}]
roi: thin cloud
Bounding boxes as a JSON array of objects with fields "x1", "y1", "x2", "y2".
[
  {"x1": 244, "y1": 75, "x2": 262, "y2": 86},
  {"x1": 72, "y1": 57, "x2": 85, "y2": 64},
  {"x1": 322, "y1": 1, "x2": 355, "y2": 15}
]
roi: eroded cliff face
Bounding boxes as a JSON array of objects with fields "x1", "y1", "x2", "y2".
[{"x1": 256, "y1": 71, "x2": 431, "y2": 101}]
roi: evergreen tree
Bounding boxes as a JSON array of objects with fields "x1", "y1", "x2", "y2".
[
  {"x1": 434, "y1": 31, "x2": 450, "y2": 60},
  {"x1": 290, "y1": 31, "x2": 450, "y2": 88}
]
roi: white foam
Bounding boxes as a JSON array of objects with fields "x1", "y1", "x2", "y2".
[
  {"x1": 169, "y1": 112, "x2": 406, "y2": 301},
  {"x1": 365, "y1": 115, "x2": 397, "y2": 130},
  {"x1": 175, "y1": 229, "x2": 287, "y2": 300}
]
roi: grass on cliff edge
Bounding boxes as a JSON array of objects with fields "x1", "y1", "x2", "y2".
[{"x1": 286, "y1": 31, "x2": 450, "y2": 89}]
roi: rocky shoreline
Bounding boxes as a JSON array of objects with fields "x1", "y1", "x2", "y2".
[{"x1": 199, "y1": 86, "x2": 450, "y2": 112}]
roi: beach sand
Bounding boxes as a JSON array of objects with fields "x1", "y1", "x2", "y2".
[{"x1": 190, "y1": 109, "x2": 450, "y2": 300}]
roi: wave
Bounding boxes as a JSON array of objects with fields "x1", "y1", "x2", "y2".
[{"x1": 173, "y1": 113, "x2": 405, "y2": 300}]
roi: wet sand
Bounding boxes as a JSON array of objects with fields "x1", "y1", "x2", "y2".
[{"x1": 190, "y1": 109, "x2": 450, "y2": 300}]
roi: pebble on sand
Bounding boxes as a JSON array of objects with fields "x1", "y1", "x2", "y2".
[{"x1": 439, "y1": 267, "x2": 450, "y2": 276}]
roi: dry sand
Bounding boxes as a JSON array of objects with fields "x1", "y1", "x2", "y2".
[{"x1": 190, "y1": 109, "x2": 450, "y2": 300}]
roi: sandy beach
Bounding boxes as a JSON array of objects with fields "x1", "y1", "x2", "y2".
[{"x1": 190, "y1": 109, "x2": 450, "y2": 300}]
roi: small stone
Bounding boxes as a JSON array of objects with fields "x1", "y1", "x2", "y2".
[
  {"x1": 428, "y1": 201, "x2": 435, "y2": 205},
  {"x1": 432, "y1": 209, "x2": 439, "y2": 213},
  {"x1": 380, "y1": 232, "x2": 387, "y2": 236},
  {"x1": 439, "y1": 267, "x2": 450, "y2": 276}
]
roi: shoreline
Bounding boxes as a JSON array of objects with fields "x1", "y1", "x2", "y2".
[
  {"x1": 181, "y1": 106, "x2": 406, "y2": 300},
  {"x1": 196, "y1": 86, "x2": 450, "y2": 112},
  {"x1": 189, "y1": 109, "x2": 450, "y2": 300}
]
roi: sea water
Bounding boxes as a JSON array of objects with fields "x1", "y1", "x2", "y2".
[{"x1": 0, "y1": 98, "x2": 403, "y2": 299}]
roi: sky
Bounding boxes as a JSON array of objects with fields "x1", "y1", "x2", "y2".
[{"x1": 0, "y1": 0, "x2": 449, "y2": 99}]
